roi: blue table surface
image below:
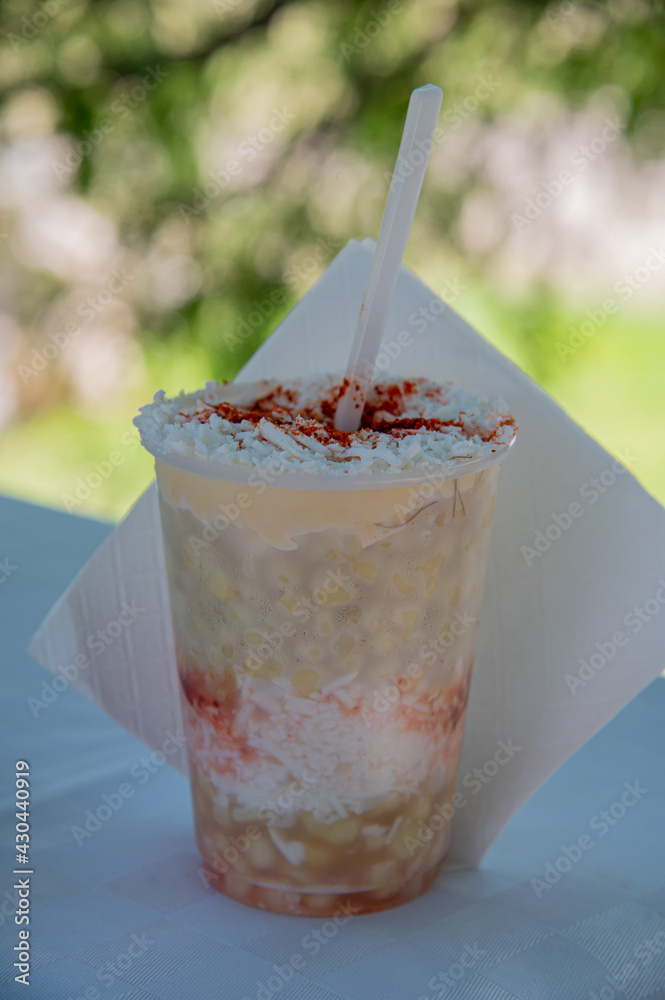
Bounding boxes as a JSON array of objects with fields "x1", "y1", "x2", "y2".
[{"x1": 1, "y1": 494, "x2": 664, "y2": 1000}]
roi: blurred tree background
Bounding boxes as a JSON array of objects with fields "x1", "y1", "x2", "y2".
[{"x1": 0, "y1": 0, "x2": 664, "y2": 520}]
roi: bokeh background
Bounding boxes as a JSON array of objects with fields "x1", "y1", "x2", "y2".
[{"x1": 1, "y1": 0, "x2": 664, "y2": 521}]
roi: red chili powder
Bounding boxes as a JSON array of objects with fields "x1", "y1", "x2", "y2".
[{"x1": 179, "y1": 378, "x2": 516, "y2": 448}]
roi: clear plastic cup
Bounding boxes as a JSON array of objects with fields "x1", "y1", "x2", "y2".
[{"x1": 147, "y1": 437, "x2": 515, "y2": 916}]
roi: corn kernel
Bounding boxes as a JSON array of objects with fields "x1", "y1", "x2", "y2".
[
  {"x1": 308, "y1": 893, "x2": 336, "y2": 910},
  {"x1": 369, "y1": 859, "x2": 400, "y2": 886},
  {"x1": 251, "y1": 660, "x2": 281, "y2": 680},
  {"x1": 268, "y1": 829, "x2": 306, "y2": 866},
  {"x1": 321, "y1": 818, "x2": 359, "y2": 845},
  {"x1": 247, "y1": 836, "x2": 275, "y2": 870},
  {"x1": 305, "y1": 845, "x2": 329, "y2": 866},
  {"x1": 292, "y1": 669, "x2": 319, "y2": 696},
  {"x1": 392, "y1": 819, "x2": 421, "y2": 860},
  {"x1": 366, "y1": 791, "x2": 404, "y2": 818},
  {"x1": 417, "y1": 555, "x2": 443, "y2": 595},
  {"x1": 363, "y1": 824, "x2": 389, "y2": 849},
  {"x1": 204, "y1": 569, "x2": 237, "y2": 602},
  {"x1": 401, "y1": 610, "x2": 419, "y2": 642},
  {"x1": 372, "y1": 885, "x2": 400, "y2": 901},
  {"x1": 393, "y1": 573, "x2": 414, "y2": 595},
  {"x1": 279, "y1": 592, "x2": 299, "y2": 611},
  {"x1": 353, "y1": 559, "x2": 378, "y2": 581},
  {"x1": 321, "y1": 585, "x2": 351, "y2": 605},
  {"x1": 448, "y1": 584, "x2": 460, "y2": 608},
  {"x1": 303, "y1": 814, "x2": 328, "y2": 837},
  {"x1": 408, "y1": 795, "x2": 432, "y2": 822}
]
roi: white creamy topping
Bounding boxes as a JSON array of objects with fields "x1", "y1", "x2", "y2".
[
  {"x1": 187, "y1": 674, "x2": 463, "y2": 822},
  {"x1": 134, "y1": 375, "x2": 516, "y2": 477}
]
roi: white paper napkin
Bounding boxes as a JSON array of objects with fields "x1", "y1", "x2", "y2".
[{"x1": 29, "y1": 238, "x2": 665, "y2": 866}]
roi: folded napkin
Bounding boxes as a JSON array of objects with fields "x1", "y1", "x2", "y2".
[{"x1": 29, "y1": 238, "x2": 665, "y2": 866}]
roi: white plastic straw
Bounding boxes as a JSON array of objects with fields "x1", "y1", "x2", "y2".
[{"x1": 334, "y1": 83, "x2": 443, "y2": 433}]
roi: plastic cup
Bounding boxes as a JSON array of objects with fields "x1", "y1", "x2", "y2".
[{"x1": 146, "y1": 433, "x2": 515, "y2": 916}]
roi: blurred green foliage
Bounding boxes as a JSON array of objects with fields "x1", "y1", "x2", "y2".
[{"x1": 0, "y1": 0, "x2": 664, "y2": 518}]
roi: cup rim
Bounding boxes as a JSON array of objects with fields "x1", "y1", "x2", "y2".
[{"x1": 147, "y1": 429, "x2": 518, "y2": 490}]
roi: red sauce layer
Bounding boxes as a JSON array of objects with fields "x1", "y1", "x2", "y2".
[{"x1": 179, "y1": 660, "x2": 471, "y2": 778}]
